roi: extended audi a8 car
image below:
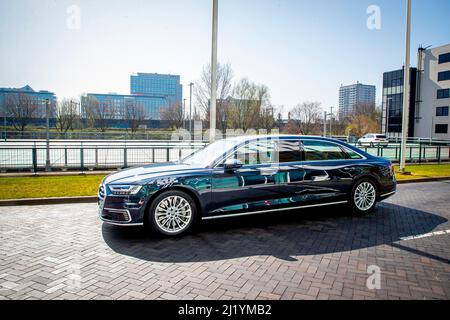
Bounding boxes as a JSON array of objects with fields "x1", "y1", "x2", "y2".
[{"x1": 98, "y1": 135, "x2": 396, "y2": 236}]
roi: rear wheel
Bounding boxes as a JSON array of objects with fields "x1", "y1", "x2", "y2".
[
  {"x1": 350, "y1": 179, "x2": 378, "y2": 214},
  {"x1": 147, "y1": 190, "x2": 197, "y2": 236}
]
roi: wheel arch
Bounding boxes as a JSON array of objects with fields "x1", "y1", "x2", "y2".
[
  {"x1": 143, "y1": 186, "x2": 203, "y2": 224},
  {"x1": 352, "y1": 174, "x2": 382, "y2": 200}
]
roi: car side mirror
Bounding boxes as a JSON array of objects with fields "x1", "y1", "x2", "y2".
[{"x1": 223, "y1": 159, "x2": 243, "y2": 171}]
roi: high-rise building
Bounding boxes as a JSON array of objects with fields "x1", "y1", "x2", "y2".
[
  {"x1": 382, "y1": 43, "x2": 450, "y2": 138},
  {"x1": 338, "y1": 82, "x2": 376, "y2": 118},
  {"x1": 130, "y1": 73, "x2": 182, "y2": 106}
]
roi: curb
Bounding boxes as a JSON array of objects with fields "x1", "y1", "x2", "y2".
[
  {"x1": 0, "y1": 196, "x2": 97, "y2": 206},
  {"x1": 396, "y1": 176, "x2": 450, "y2": 184},
  {"x1": 0, "y1": 177, "x2": 449, "y2": 207}
]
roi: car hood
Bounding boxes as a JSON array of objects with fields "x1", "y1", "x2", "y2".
[{"x1": 103, "y1": 162, "x2": 205, "y2": 185}]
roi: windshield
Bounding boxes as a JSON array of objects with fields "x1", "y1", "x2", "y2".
[{"x1": 182, "y1": 139, "x2": 241, "y2": 167}]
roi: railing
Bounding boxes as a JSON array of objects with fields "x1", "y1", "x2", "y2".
[
  {"x1": 0, "y1": 141, "x2": 208, "y2": 172},
  {"x1": 359, "y1": 144, "x2": 450, "y2": 164}
]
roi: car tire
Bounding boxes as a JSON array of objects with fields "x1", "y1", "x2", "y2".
[
  {"x1": 349, "y1": 179, "x2": 378, "y2": 214},
  {"x1": 147, "y1": 190, "x2": 197, "y2": 236},
  {"x1": 370, "y1": 142, "x2": 374, "y2": 147}
]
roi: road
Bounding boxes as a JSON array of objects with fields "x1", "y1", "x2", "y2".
[{"x1": 0, "y1": 181, "x2": 449, "y2": 299}]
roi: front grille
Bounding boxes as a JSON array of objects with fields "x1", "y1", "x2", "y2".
[{"x1": 101, "y1": 209, "x2": 130, "y2": 222}]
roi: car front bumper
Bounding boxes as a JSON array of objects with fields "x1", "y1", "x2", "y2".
[{"x1": 98, "y1": 185, "x2": 146, "y2": 226}]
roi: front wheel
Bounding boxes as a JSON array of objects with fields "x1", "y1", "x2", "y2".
[
  {"x1": 350, "y1": 179, "x2": 378, "y2": 214},
  {"x1": 147, "y1": 190, "x2": 197, "y2": 236}
]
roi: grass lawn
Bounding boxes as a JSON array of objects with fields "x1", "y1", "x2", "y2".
[
  {"x1": 394, "y1": 164, "x2": 450, "y2": 180},
  {"x1": 0, "y1": 175, "x2": 106, "y2": 200},
  {"x1": 0, "y1": 164, "x2": 450, "y2": 200}
]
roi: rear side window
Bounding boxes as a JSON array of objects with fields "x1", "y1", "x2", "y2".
[
  {"x1": 376, "y1": 135, "x2": 387, "y2": 139},
  {"x1": 274, "y1": 140, "x2": 303, "y2": 163},
  {"x1": 302, "y1": 140, "x2": 346, "y2": 161},
  {"x1": 343, "y1": 147, "x2": 363, "y2": 159}
]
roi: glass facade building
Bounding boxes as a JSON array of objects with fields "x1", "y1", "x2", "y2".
[
  {"x1": 0, "y1": 85, "x2": 57, "y2": 120},
  {"x1": 381, "y1": 67, "x2": 417, "y2": 137},
  {"x1": 81, "y1": 73, "x2": 182, "y2": 123}
]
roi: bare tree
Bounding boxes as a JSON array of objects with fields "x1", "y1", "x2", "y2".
[
  {"x1": 84, "y1": 96, "x2": 116, "y2": 132},
  {"x1": 288, "y1": 101, "x2": 322, "y2": 135},
  {"x1": 194, "y1": 62, "x2": 233, "y2": 130},
  {"x1": 258, "y1": 105, "x2": 276, "y2": 132},
  {"x1": 4, "y1": 93, "x2": 39, "y2": 132},
  {"x1": 160, "y1": 103, "x2": 184, "y2": 129},
  {"x1": 124, "y1": 100, "x2": 148, "y2": 135},
  {"x1": 346, "y1": 102, "x2": 382, "y2": 136},
  {"x1": 227, "y1": 78, "x2": 270, "y2": 132},
  {"x1": 352, "y1": 102, "x2": 378, "y2": 119},
  {"x1": 55, "y1": 98, "x2": 78, "y2": 134}
]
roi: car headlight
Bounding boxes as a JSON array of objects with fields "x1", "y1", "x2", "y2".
[{"x1": 108, "y1": 185, "x2": 143, "y2": 195}]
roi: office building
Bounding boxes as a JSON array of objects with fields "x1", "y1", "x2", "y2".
[
  {"x1": 0, "y1": 85, "x2": 57, "y2": 119},
  {"x1": 81, "y1": 72, "x2": 183, "y2": 125},
  {"x1": 382, "y1": 43, "x2": 450, "y2": 138},
  {"x1": 381, "y1": 67, "x2": 417, "y2": 137},
  {"x1": 416, "y1": 44, "x2": 450, "y2": 138}
]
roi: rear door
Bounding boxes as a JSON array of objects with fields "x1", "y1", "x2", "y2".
[{"x1": 299, "y1": 139, "x2": 356, "y2": 205}]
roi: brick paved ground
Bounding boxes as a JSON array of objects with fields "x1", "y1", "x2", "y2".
[{"x1": 0, "y1": 181, "x2": 449, "y2": 300}]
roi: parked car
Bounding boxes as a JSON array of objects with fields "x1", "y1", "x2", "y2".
[
  {"x1": 357, "y1": 134, "x2": 389, "y2": 147},
  {"x1": 98, "y1": 135, "x2": 396, "y2": 236}
]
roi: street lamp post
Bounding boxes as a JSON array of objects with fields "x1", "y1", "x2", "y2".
[
  {"x1": 399, "y1": 0, "x2": 412, "y2": 173},
  {"x1": 329, "y1": 107, "x2": 334, "y2": 138},
  {"x1": 209, "y1": 0, "x2": 218, "y2": 142},
  {"x1": 183, "y1": 98, "x2": 186, "y2": 129},
  {"x1": 189, "y1": 83, "x2": 194, "y2": 139},
  {"x1": 45, "y1": 98, "x2": 51, "y2": 171},
  {"x1": 3, "y1": 106, "x2": 6, "y2": 141}
]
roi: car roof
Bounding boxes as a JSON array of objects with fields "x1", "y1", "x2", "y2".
[{"x1": 220, "y1": 134, "x2": 340, "y2": 143}]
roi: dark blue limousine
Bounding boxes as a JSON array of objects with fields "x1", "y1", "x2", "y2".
[{"x1": 98, "y1": 135, "x2": 396, "y2": 236}]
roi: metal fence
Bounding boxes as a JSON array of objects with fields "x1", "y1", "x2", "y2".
[
  {"x1": 0, "y1": 140, "x2": 449, "y2": 172},
  {"x1": 0, "y1": 141, "x2": 208, "y2": 172}
]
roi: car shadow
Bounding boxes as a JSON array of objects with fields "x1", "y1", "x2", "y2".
[{"x1": 101, "y1": 203, "x2": 448, "y2": 262}]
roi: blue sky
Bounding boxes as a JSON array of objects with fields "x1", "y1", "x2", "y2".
[{"x1": 0, "y1": 0, "x2": 449, "y2": 115}]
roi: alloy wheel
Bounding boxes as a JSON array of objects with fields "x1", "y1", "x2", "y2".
[
  {"x1": 154, "y1": 195, "x2": 192, "y2": 234},
  {"x1": 353, "y1": 181, "x2": 376, "y2": 211}
]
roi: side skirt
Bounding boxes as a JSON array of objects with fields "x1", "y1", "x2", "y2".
[{"x1": 202, "y1": 200, "x2": 349, "y2": 220}]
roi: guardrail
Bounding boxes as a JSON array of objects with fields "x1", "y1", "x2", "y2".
[{"x1": 0, "y1": 142, "x2": 207, "y2": 172}]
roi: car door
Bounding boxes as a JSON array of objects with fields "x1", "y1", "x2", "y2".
[
  {"x1": 299, "y1": 139, "x2": 356, "y2": 205},
  {"x1": 208, "y1": 138, "x2": 286, "y2": 217}
]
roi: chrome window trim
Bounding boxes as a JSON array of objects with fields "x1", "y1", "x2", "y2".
[
  {"x1": 211, "y1": 137, "x2": 367, "y2": 169},
  {"x1": 202, "y1": 200, "x2": 348, "y2": 220}
]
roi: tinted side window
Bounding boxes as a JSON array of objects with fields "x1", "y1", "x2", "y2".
[
  {"x1": 232, "y1": 140, "x2": 275, "y2": 165},
  {"x1": 302, "y1": 140, "x2": 346, "y2": 161},
  {"x1": 343, "y1": 147, "x2": 363, "y2": 159},
  {"x1": 274, "y1": 140, "x2": 303, "y2": 163}
]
